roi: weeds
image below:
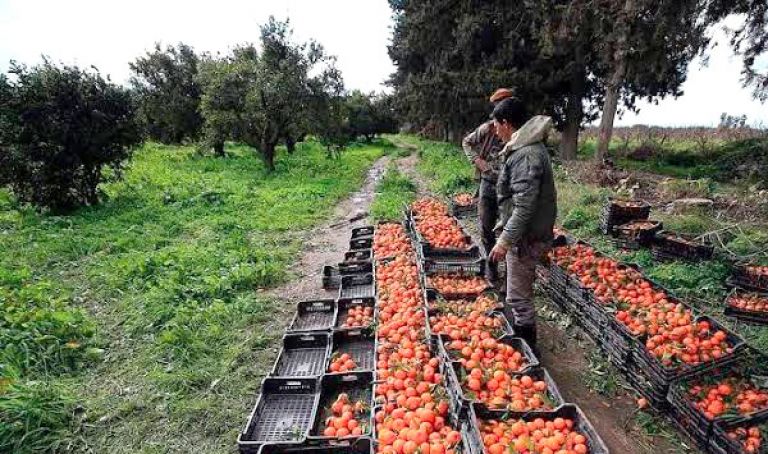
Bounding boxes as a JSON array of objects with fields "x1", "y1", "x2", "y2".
[
  {"x1": 0, "y1": 139, "x2": 384, "y2": 453},
  {"x1": 370, "y1": 164, "x2": 417, "y2": 221}
]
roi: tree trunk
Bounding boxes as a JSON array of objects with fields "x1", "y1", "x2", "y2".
[
  {"x1": 214, "y1": 140, "x2": 225, "y2": 157},
  {"x1": 262, "y1": 141, "x2": 276, "y2": 172},
  {"x1": 286, "y1": 136, "x2": 296, "y2": 154},
  {"x1": 596, "y1": 56, "x2": 627, "y2": 162}
]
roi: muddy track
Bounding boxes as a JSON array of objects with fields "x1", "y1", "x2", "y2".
[{"x1": 266, "y1": 155, "x2": 391, "y2": 306}]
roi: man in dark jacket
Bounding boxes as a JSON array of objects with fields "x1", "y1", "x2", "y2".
[
  {"x1": 462, "y1": 88, "x2": 514, "y2": 281},
  {"x1": 488, "y1": 98, "x2": 557, "y2": 349}
]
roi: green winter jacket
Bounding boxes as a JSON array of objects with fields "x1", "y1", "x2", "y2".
[{"x1": 494, "y1": 115, "x2": 557, "y2": 249}]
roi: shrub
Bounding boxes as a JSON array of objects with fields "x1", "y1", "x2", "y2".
[{"x1": 0, "y1": 60, "x2": 141, "y2": 211}]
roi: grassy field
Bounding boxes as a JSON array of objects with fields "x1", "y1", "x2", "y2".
[
  {"x1": 369, "y1": 164, "x2": 417, "y2": 222},
  {"x1": 0, "y1": 140, "x2": 386, "y2": 453}
]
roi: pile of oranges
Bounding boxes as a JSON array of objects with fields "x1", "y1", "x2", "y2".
[
  {"x1": 728, "y1": 291, "x2": 768, "y2": 313},
  {"x1": 452, "y1": 193, "x2": 474, "y2": 207},
  {"x1": 374, "y1": 223, "x2": 414, "y2": 258},
  {"x1": 551, "y1": 243, "x2": 736, "y2": 368},
  {"x1": 429, "y1": 312, "x2": 506, "y2": 341},
  {"x1": 427, "y1": 274, "x2": 489, "y2": 296},
  {"x1": 429, "y1": 294, "x2": 500, "y2": 315},
  {"x1": 342, "y1": 305, "x2": 374, "y2": 328},
  {"x1": 322, "y1": 392, "x2": 368, "y2": 437},
  {"x1": 329, "y1": 353, "x2": 358, "y2": 373},
  {"x1": 412, "y1": 198, "x2": 471, "y2": 250},
  {"x1": 442, "y1": 337, "x2": 528, "y2": 372},
  {"x1": 726, "y1": 425, "x2": 762, "y2": 453},
  {"x1": 463, "y1": 368, "x2": 553, "y2": 412},
  {"x1": 478, "y1": 417, "x2": 590, "y2": 454},
  {"x1": 687, "y1": 377, "x2": 768, "y2": 420},
  {"x1": 373, "y1": 222, "x2": 463, "y2": 454}
]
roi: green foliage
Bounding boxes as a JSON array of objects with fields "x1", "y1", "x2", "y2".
[
  {"x1": 130, "y1": 43, "x2": 203, "y2": 144},
  {"x1": 0, "y1": 379, "x2": 78, "y2": 454},
  {"x1": 1, "y1": 281, "x2": 96, "y2": 376},
  {"x1": 0, "y1": 60, "x2": 141, "y2": 211},
  {"x1": 370, "y1": 165, "x2": 417, "y2": 221},
  {"x1": 198, "y1": 18, "x2": 342, "y2": 170},
  {"x1": 0, "y1": 140, "x2": 383, "y2": 452},
  {"x1": 410, "y1": 137, "x2": 475, "y2": 195}
]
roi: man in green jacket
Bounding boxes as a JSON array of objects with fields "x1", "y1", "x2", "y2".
[
  {"x1": 488, "y1": 98, "x2": 557, "y2": 349},
  {"x1": 462, "y1": 88, "x2": 514, "y2": 282}
]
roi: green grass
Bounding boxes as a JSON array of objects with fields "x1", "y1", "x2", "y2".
[
  {"x1": 396, "y1": 135, "x2": 475, "y2": 196},
  {"x1": 369, "y1": 164, "x2": 417, "y2": 222},
  {"x1": 0, "y1": 139, "x2": 385, "y2": 453}
]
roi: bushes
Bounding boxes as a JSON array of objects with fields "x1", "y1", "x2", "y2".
[{"x1": 0, "y1": 60, "x2": 141, "y2": 211}]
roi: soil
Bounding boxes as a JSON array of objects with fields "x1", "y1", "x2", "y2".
[{"x1": 265, "y1": 154, "x2": 391, "y2": 304}]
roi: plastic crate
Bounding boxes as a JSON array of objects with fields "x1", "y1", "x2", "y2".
[
  {"x1": 338, "y1": 261, "x2": 373, "y2": 275},
  {"x1": 668, "y1": 360, "x2": 768, "y2": 442},
  {"x1": 351, "y1": 226, "x2": 375, "y2": 240},
  {"x1": 444, "y1": 363, "x2": 564, "y2": 417},
  {"x1": 437, "y1": 334, "x2": 538, "y2": 372},
  {"x1": 271, "y1": 333, "x2": 331, "y2": 377},
  {"x1": 599, "y1": 198, "x2": 651, "y2": 236},
  {"x1": 308, "y1": 372, "x2": 374, "y2": 442},
  {"x1": 422, "y1": 258, "x2": 486, "y2": 278},
  {"x1": 466, "y1": 403, "x2": 610, "y2": 454},
  {"x1": 328, "y1": 329, "x2": 375, "y2": 373},
  {"x1": 731, "y1": 262, "x2": 768, "y2": 293},
  {"x1": 426, "y1": 311, "x2": 514, "y2": 346},
  {"x1": 614, "y1": 219, "x2": 663, "y2": 245},
  {"x1": 338, "y1": 274, "x2": 375, "y2": 300},
  {"x1": 322, "y1": 266, "x2": 341, "y2": 290},
  {"x1": 422, "y1": 269, "x2": 491, "y2": 300},
  {"x1": 238, "y1": 377, "x2": 320, "y2": 453},
  {"x1": 349, "y1": 237, "x2": 373, "y2": 251},
  {"x1": 710, "y1": 415, "x2": 768, "y2": 454},
  {"x1": 724, "y1": 288, "x2": 768, "y2": 325},
  {"x1": 424, "y1": 288, "x2": 504, "y2": 314},
  {"x1": 651, "y1": 231, "x2": 714, "y2": 262},
  {"x1": 451, "y1": 199, "x2": 476, "y2": 218},
  {"x1": 258, "y1": 438, "x2": 373, "y2": 454},
  {"x1": 288, "y1": 300, "x2": 337, "y2": 333},
  {"x1": 344, "y1": 249, "x2": 372, "y2": 264},
  {"x1": 335, "y1": 297, "x2": 376, "y2": 331}
]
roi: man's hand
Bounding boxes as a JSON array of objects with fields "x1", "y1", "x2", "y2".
[
  {"x1": 489, "y1": 243, "x2": 508, "y2": 263},
  {"x1": 474, "y1": 158, "x2": 490, "y2": 173}
]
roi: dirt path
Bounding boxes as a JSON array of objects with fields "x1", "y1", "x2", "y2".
[{"x1": 266, "y1": 155, "x2": 390, "y2": 305}]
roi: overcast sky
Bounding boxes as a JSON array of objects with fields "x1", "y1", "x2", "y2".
[{"x1": 1, "y1": 0, "x2": 765, "y2": 127}]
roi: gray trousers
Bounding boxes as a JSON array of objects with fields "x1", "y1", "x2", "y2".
[
  {"x1": 505, "y1": 241, "x2": 550, "y2": 328},
  {"x1": 477, "y1": 179, "x2": 498, "y2": 259}
]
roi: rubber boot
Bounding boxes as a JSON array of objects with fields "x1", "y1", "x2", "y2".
[{"x1": 485, "y1": 260, "x2": 499, "y2": 284}]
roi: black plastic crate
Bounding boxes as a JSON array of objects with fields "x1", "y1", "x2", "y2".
[
  {"x1": 424, "y1": 288, "x2": 504, "y2": 314},
  {"x1": 338, "y1": 274, "x2": 375, "y2": 300},
  {"x1": 238, "y1": 377, "x2": 321, "y2": 453},
  {"x1": 422, "y1": 258, "x2": 486, "y2": 277},
  {"x1": 724, "y1": 288, "x2": 768, "y2": 325},
  {"x1": 652, "y1": 230, "x2": 714, "y2": 262},
  {"x1": 427, "y1": 311, "x2": 514, "y2": 346},
  {"x1": 466, "y1": 403, "x2": 610, "y2": 454},
  {"x1": 335, "y1": 297, "x2": 376, "y2": 331},
  {"x1": 614, "y1": 219, "x2": 663, "y2": 245},
  {"x1": 328, "y1": 329, "x2": 375, "y2": 373},
  {"x1": 422, "y1": 271, "x2": 491, "y2": 300},
  {"x1": 288, "y1": 300, "x2": 337, "y2": 333},
  {"x1": 731, "y1": 262, "x2": 768, "y2": 293},
  {"x1": 451, "y1": 198, "x2": 476, "y2": 218},
  {"x1": 350, "y1": 237, "x2": 373, "y2": 251},
  {"x1": 338, "y1": 261, "x2": 373, "y2": 275},
  {"x1": 444, "y1": 363, "x2": 564, "y2": 417},
  {"x1": 437, "y1": 334, "x2": 538, "y2": 371},
  {"x1": 344, "y1": 249, "x2": 372, "y2": 264},
  {"x1": 631, "y1": 315, "x2": 746, "y2": 385},
  {"x1": 308, "y1": 372, "x2": 373, "y2": 442},
  {"x1": 351, "y1": 226, "x2": 375, "y2": 240},
  {"x1": 258, "y1": 438, "x2": 373, "y2": 454},
  {"x1": 668, "y1": 359, "x2": 768, "y2": 441},
  {"x1": 322, "y1": 266, "x2": 341, "y2": 290},
  {"x1": 271, "y1": 333, "x2": 331, "y2": 377},
  {"x1": 710, "y1": 415, "x2": 768, "y2": 454}
]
